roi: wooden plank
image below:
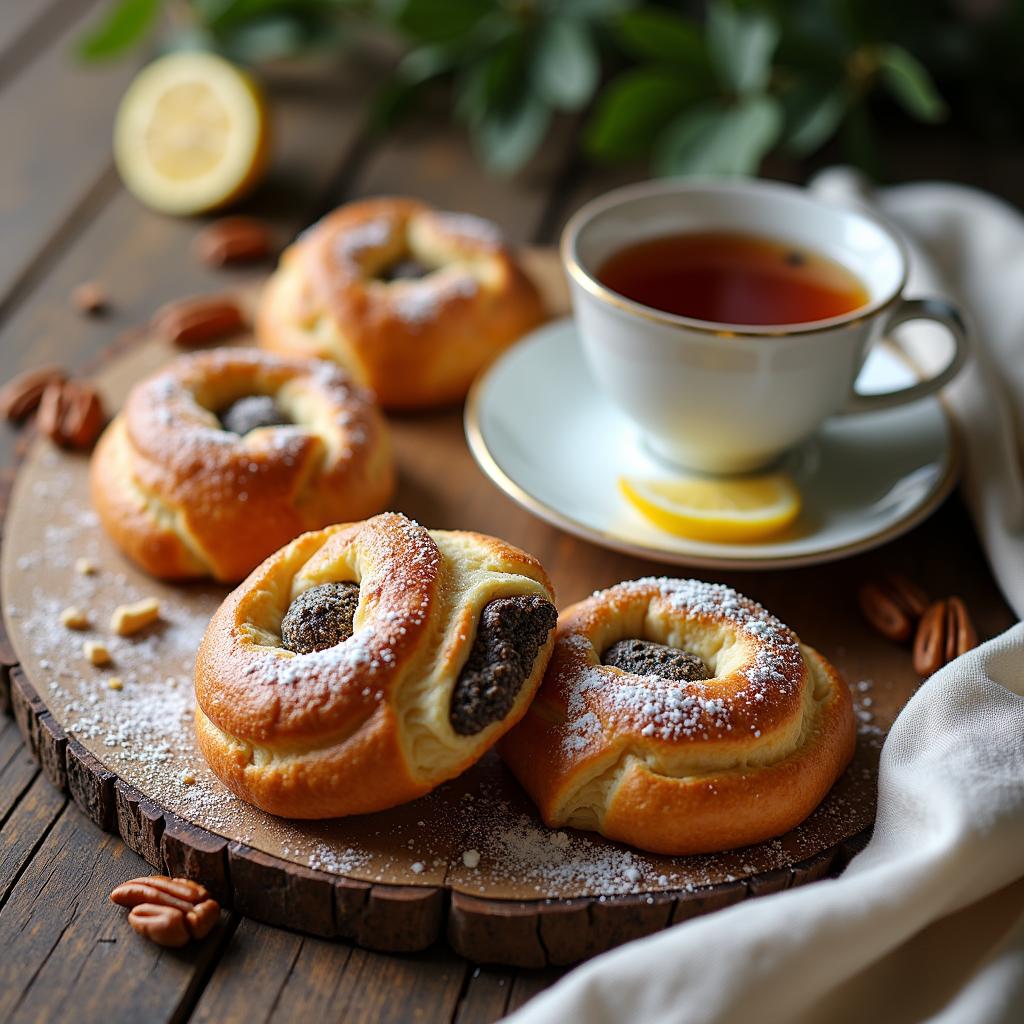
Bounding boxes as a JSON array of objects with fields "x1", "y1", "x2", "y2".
[
  {"x1": 193, "y1": 919, "x2": 467, "y2": 1024},
  {"x1": 454, "y1": 966, "x2": 515, "y2": 1024},
  {"x1": 0, "y1": 0, "x2": 97, "y2": 87},
  {"x1": 0, "y1": 802, "x2": 233, "y2": 1023},
  {"x1": 0, "y1": 773, "x2": 65, "y2": 907},
  {"x1": 329, "y1": 946, "x2": 468, "y2": 1024},
  {"x1": 503, "y1": 968, "x2": 565, "y2": 1017},
  {"x1": 0, "y1": 2, "x2": 142, "y2": 312},
  {"x1": 189, "y1": 918, "x2": 308, "y2": 1024},
  {"x1": 0, "y1": 717, "x2": 37, "y2": 821}
]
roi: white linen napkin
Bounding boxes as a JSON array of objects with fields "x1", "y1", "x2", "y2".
[{"x1": 508, "y1": 173, "x2": 1024, "y2": 1024}]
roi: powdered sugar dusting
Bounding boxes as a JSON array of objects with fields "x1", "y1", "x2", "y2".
[
  {"x1": 558, "y1": 578, "x2": 802, "y2": 750},
  {"x1": 3, "y1": 448, "x2": 875, "y2": 897},
  {"x1": 391, "y1": 273, "x2": 478, "y2": 326}
]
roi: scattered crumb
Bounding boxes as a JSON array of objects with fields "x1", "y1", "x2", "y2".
[
  {"x1": 181, "y1": 772, "x2": 196, "y2": 786},
  {"x1": 462, "y1": 849, "x2": 481, "y2": 869},
  {"x1": 107, "y1": 677, "x2": 124, "y2": 691},
  {"x1": 84, "y1": 640, "x2": 111, "y2": 667},
  {"x1": 411, "y1": 862, "x2": 425, "y2": 874},
  {"x1": 75, "y1": 557, "x2": 98, "y2": 576},
  {"x1": 71, "y1": 281, "x2": 108, "y2": 315},
  {"x1": 111, "y1": 597, "x2": 160, "y2": 636},
  {"x1": 60, "y1": 606, "x2": 90, "y2": 630}
]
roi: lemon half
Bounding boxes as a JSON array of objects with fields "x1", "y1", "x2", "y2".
[
  {"x1": 619, "y1": 472, "x2": 802, "y2": 543},
  {"x1": 114, "y1": 51, "x2": 270, "y2": 216}
]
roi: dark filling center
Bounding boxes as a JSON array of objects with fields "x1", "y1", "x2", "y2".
[
  {"x1": 449, "y1": 595, "x2": 557, "y2": 736},
  {"x1": 376, "y1": 257, "x2": 430, "y2": 282},
  {"x1": 281, "y1": 582, "x2": 360, "y2": 654},
  {"x1": 219, "y1": 394, "x2": 291, "y2": 435},
  {"x1": 602, "y1": 639, "x2": 710, "y2": 683}
]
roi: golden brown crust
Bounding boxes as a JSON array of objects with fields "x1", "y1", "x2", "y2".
[
  {"x1": 500, "y1": 578, "x2": 856, "y2": 855},
  {"x1": 90, "y1": 348, "x2": 394, "y2": 582},
  {"x1": 256, "y1": 197, "x2": 546, "y2": 409},
  {"x1": 193, "y1": 513, "x2": 556, "y2": 818}
]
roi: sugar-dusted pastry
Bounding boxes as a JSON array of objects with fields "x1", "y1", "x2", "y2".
[
  {"x1": 90, "y1": 348, "x2": 393, "y2": 583},
  {"x1": 256, "y1": 197, "x2": 546, "y2": 409},
  {"x1": 193, "y1": 512, "x2": 557, "y2": 818},
  {"x1": 501, "y1": 578, "x2": 855, "y2": 855}
]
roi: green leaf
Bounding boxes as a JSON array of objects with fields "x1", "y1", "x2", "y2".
[
  {"x1": 653, "y1": 94, "x2": 783, "y2": 177},
  {"x1": 547, "y1": 0, "x2": 637, "y2": 16},
  {"x1": 473, "y1": 93, "x2": 551, "y2": 174},
  {"x1": 876, "y1": 45, "x2": 947, "y2": 123},
  {"x1": 585, "y1": 68, "x2": 695, "y2": 161},
  {"x1": 456, "y1": 39, "x2": 524, "y2": 127},
  {"x1": 387, "y1": 0, "x2": 486, "y2": 44},
  {"x1": 615, "y1": 8, "x2": 704, "y2": 65},
  {"x1": 783, "y1": 84, "x2": 846, "y2": 156},
  {"x1": 77, "y1": 0, "x2": 162, "y2": 60},
  {"x1": 706, "y1": 1, "x2": 779, "y2": 95},
  {"x1": 397, "y1": 42, "x2": 462, "y2": 85},
  {"x1": 533, "y1": 19, "x2": 599, "y2": 111}
]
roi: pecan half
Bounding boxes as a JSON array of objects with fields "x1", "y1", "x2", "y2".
[
  {"x1": 111, "y1": 875, "x2": 219, "y2": 947},
  {"x1": 944, "y1": 596, "x2": 978, "y2": 664},
  {"x1": 0, "y1": 366, "x2": 67, "y2": 422},
  {"x1": 913, "y1": 597, "x2": 978, "y2": 675},
  {"x1": 151, "y1": 294, "x2": 246, "y2": 347},
  {"x1": 110, "y1": 875, "x2": 208, "y2": 912},
  {"x1": 858, "y1": 573, "x2": 929, "y2": 644},
  {"x1": 127, "y1": 904, "x2": 191, "y2": 948},
  {"x1": 37, "y1": 379, "x2": 105, "y2": 449},
  {"x1": 194, "y1": 216, "x2": 273, "y2": 266}
]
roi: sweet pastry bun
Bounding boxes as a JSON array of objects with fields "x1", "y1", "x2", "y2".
[
  {"x1": 501, "y1": 578, "x2": 855, "y2": 855},
  {"x1": 256, "y1": 196, "x2": 546, "y2": 409},
  {"x1": 193, "y1": 512, "x2": 558, "y2": 818},
  {"x1": 90, "y1": 348, "x2": 393, "y2": 583}
]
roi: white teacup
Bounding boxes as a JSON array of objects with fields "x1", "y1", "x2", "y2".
[{"x1": 561, "y1": 178, "x2": 969, "y2": 475}]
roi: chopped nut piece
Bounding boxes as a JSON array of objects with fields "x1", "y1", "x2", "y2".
[
  {"x1": 111, "y1": 597, "x2": 160, "y2": 636},
  {"x1": 75, "y1": 557, "x2": 98, "y2": 575},
  {"x1": 60, "y1": 606, "x2": 90, "y2": 630},
  {"x1": 71, "y1": 282, "x2": 108, "y2": 315},
  {"x1": 181, "y1": 772, "x2": 196, "y2": 786},
  {"x1": 107, "y1": 677, "x2": 124, "y2": 691},
  {"x1": 84, "y1": 640, "x2": 111, "y2": 666}
]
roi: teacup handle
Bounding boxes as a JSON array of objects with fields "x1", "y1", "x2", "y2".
[{"x1": 842, "y1": 297, "x2": 970, "y2": 414}]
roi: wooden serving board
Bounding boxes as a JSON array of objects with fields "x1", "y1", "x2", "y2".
[{"x1": 1, "y1": 251, "x2": 896, "y2": 967}]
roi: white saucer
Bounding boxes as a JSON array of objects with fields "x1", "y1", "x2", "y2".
[{"x1": 465, "y1": 318, "x2": 958, "y2": 570}]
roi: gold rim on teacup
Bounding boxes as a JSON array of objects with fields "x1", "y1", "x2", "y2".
[{"x1": 560, "y1": 177, "x2": 910, "y2": 339}]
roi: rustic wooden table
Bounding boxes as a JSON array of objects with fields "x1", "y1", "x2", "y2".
[{"x1": 0, "y1": 6, "x2": 1018, "y2": 1022}]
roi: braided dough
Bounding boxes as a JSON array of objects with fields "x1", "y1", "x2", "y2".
[
  {"x1": 90, "y1": 348, "x2": 393, "y2": 582},
  {"x1": 256, "y1": 197, "x2": 546, "y2": 409},
  {"x1": 194, "y1": 513, "x2": 557, "y2": 818},
  {"x1": 500, "y1": 578, "x2": 856, "y2": 855}
]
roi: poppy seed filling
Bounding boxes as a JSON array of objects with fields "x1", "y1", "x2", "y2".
[
  {"x1": 220, "y1": 394, "x2": 291, "y2": 435},
  {"x1": 378, "y1": 257, "x2": 430, "y2": 282},
  {"x1": 281, "y1": 582, "x2": 360, "y2": 654},
  {"x1": 602, "y1": 638, "x2": 710, "y2": 683},
  {"x1": 450, "y1": 595, "x2": 557, "y2": 736}
]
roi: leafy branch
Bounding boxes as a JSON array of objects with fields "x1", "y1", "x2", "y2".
[{"x1": 77, "y1": 0, "x2": 960, "y2": 177}]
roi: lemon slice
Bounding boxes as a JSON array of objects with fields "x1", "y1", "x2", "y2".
[
  {"x1": 619, "y1": 472, "x2": 802, "y2": 543},
  {"x1": 114, "y1": 51, "x2": 270, "y2": 215}
]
